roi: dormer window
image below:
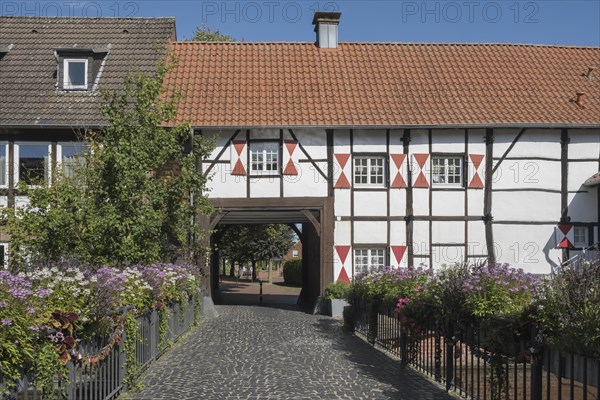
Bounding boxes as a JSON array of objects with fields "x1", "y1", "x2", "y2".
[{"x1": 63, "y1": 59, "x2": 88, "y2": 90}]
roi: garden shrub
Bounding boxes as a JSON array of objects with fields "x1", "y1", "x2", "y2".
[
  {"x1": 283, "y1": 259, "x2": 302, "y2": 286},
  {"x1": 324, "y1": 280, "x2": 350, "y2": 300}
]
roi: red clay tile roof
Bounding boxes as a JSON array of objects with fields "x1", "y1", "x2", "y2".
[{"x1": 164, "y1": 42, "x2": 600, "y2": 128}]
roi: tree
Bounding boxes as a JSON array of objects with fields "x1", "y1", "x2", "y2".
[
  {"x1": 218, "y1": 224, "x2": 295, "y2": 280},
  {"x1": 190, "y1": 24, "x2": 236, "y2": 42},
  {"x1": 3, "y1": 61, "x2": 213, "y2": 269}
]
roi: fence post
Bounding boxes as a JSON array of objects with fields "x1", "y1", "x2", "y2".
[
  {"x1": 400, "y1": 329, "x2": 408, "y2": 367},
  {"x1": 530, "y1": 325, "x2": 544, "y2": 400},
  {"x1": 435, "y1": 320, "x2": 442, "y2": 382},
  {"x1": 119, "y1": 324, "x2": 127, "y2": 392},
  {"x1": 368, "y1": 298, "x2": 379, "y2": 345},
  {"x1": 445, "y1": 321, "x2": 455, "y2": 391}
]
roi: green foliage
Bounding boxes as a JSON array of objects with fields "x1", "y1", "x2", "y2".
[
  {"x1": 3, "y1": 61, "x2": 213, "y2": 268},
  {"x1": 324, "y1": 280, "x2": 350, "y2": 300},
  {"x1": 283, "y1": 259, "x2": 302, "y2": 286},
  {"x1": 190, "y1": 24, "x2": 236, "y2": 42},
  {"x1": 535, "y1": 261, "x2": 600, "y2": 357},
  {"x1": 219, "y1": 224, "x2": 295, "y2": 264},
  {"x1": 34, "y1": 341, "x2": 67, "y2": 400},
  {"x1": 124, "y1": 313, "x2": 142, "y2": 392}
]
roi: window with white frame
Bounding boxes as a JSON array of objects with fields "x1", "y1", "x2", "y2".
[
  {"x1": 432, "y1": 156, "x2": 463, "y2": 185},
  {"x1": 250, "y1": 142, "x2": 279, "y2": 174},
  {"x1": 18, "y1": 143, "x2": 50, "y2": 186},
  {"x1": 63, "y1": 59, "x2": 88, "y2": 90},
  {"x1": 354, "y1": 156, "x2": 385, "y2": 186},
  {"x1": 0, "y1": 143, "x2": 7, "y2": 187},
  {"x1": 574, "y1": 226, "x2": 588, "y2": 248},
  {"x1": 354, "y1": 248, "x2": 386, "y2": 275},
  {"x1": 292, "y1": 250, "x2": 299, "y2": 258},
  {"x1": 60, "y1": 142, "x2": 87, "y2": 178}
]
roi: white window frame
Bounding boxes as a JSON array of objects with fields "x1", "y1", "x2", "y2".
[
  {"x1": 353, "y1": 156, "x2": 385, "y2": 187},
  {"x1": 292, "y1": 250, "x2": 299, "y2": 258},
  {"x1": 58, "y1": 142, "x2": 87, "y2": 178},
  {"x1": 431, "y1": 155, "x2": 464, "y2": 187},
  {"x1": 0, "y1": 142, "x2": 8, "y2": 188},
  {"x1": 63, "y1": 58, "x2": 88, "y2": 90},
  {"x1": 250, "y1": 142, "x2": 280, "y2": 175},
  {"x1": 354, "y1": 248, "x2": 386, "y2": 275},
  {"x1": 573, "y1": 226, "x2": 588, "y2": 248},
  {"x1": 15, "y1": 143, "x2": 52, "y2": 187}
]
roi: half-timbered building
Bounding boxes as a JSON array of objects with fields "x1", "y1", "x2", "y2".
[{"x1": 164, "y1": 13, "x2": 600, "y2": 304}]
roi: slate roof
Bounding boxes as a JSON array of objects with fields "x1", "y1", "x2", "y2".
[
  {"x1": 0, "y1": 17, "x2": 176, "y2": 127},
  {"x1": 165, "y1": 42, "x2": 600, "y2": 128}
]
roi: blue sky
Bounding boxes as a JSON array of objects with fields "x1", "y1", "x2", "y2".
[{"x1": 2, "y1": 1, "x2": 599, "y2": 46}]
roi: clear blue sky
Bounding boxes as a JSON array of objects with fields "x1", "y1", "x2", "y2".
[{"x1": 3, "y1": 1, "x2": 599, "y2": 46}]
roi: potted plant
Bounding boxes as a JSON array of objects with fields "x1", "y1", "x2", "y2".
[{"x1": 325, "y1": 281, "x2": 350, "y2": 318}]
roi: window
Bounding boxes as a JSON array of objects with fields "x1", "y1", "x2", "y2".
[
  {"x1": 60, "y1": 142, "x2": 87, "y2": 178},
  {"x1": 354, "y1": 248, "x2": 386, "y2": 275},
  {"x1": 432, "y1": 156, "x2": 463, "y2": 185},
  {"x1": 63, "y1": 59, "x2": 88, "y2": 90},
  {"x1": 0, "y1": 143, "x2": 7, "y2": 187},
  {"x1": 250, "y1": 142, "x2": 279, "y2": 174},
  {"x1": 292, "y1": 250, "x2": 299, "y2": 258},
  {"x1": 18, "y1": 144, "x2": 50, "y2": 186},
  {"x1": 354, "y1": 157, "x2": 384, "y2": 186},
  {"x1": 574, "y1": 226, "x2": 588, "y2": 248}
]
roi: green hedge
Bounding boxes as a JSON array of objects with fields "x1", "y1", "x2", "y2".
[{"x1": 283, "y1": 259, "x2": 302, "y2": 286}]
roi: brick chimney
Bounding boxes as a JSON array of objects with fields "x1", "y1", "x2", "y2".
[{"x1": 312, "y1": 12, "x2": 341, "y2": 49}]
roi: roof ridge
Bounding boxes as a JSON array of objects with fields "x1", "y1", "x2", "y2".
[
  {"x1": 0, "y1": 16, "x2": 175, "y2": 21},
  {"x1": 172, "y1": 41, "x2": 600, "y2": 49}
]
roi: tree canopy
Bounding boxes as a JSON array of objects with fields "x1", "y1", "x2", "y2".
[
  {"x1": 190, "y1": 24, "x2": 236, "y2": 42},
  {"x1": 219, "y1": 224, "x2": 295, "y2": 266},
  {"x1": 3, "y1": 62, "x2": 213, "y2": 269}
]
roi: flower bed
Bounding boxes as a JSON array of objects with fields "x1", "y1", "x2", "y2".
[{"x1": 0, "y1": 263, "x2": 202, "y2": 397}]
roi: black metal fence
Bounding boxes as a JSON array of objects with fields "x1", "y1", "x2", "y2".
[
  {"x1": 352, "y1": 297, "x2": 599, "y2": 400},
  {"x1": 2, "y1": 296, "x2": 201, "y2": 400}
]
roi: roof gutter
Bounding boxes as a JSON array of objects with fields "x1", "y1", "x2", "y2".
[{"x1": 177, "y1": 123, "x2": 600, "y2": 130}]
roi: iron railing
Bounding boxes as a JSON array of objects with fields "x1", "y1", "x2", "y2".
[
  {"x1": 2, "y1": 296, "x2": 202, "y2": 400},
  {"x1": 351, "y1": 297, "x2": 599, "y2": 400}
]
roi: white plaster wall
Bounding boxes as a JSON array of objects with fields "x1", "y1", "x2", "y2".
[
  {"x1": 287, "y1": 129, "x2": 328, "y2": 159},
  {"x1": 467, "y1": 221, "x2": 487, "y2": 256},
  {"x1": 389, "y1": 130, "x2": 404, "y2": 154},
  {"x1": 334, "y1": 220, "x2": 351, "y2": 244},
  {"x1": 412, "y1": 189, "x2": 429, "y2": 216},
  {"x1": 354, "y1": 191, "x2": 387, "y2": 216},
  {"x1": 431, "y1": 246, "x2": 465, "y2": 269},
  {"x1": 333, "y1": 129, "x2": 351, "y2": 150},
  {"x1": 334, "y1": 190, "x2": 351, "y2": 217},
  {"x1": 389, "y1": 190, "x2": 406, "y2": 216},
  {"x1": 412, "y1": 220, "x2": 430, "y2": 256},
  {"x1": 568, "y1": 190, "x2": 598, "y2": 223},
  {"x1": 249, "y1": 128, "x2": 280, "y2": 139},
  {"x1": 389, "y1": 221, "x2": 406, "y2": 245},
  {"x1": 14, "y1": 196, "x2": 29, "y2": 209},
  {"x1": 283, "y1": 162, "x2": 328, "y2": 197},
  {"x1": 0, "y1": 196, "x2": 6, "y2": 208},
  {"x1": 493, "y1": 224, "x2": 561, "y2": 274},
  {"x1": 206, "y1": 166, "x2": 246, "y2": 198},
  {"x1": 432, "y1": 191, "x2": 464, "y2": 216},
  {"x1": 352, "y1": 129, "x2": 386, "y2": 152},
  {"x1": 569, "y1": 129, "x2": 600, "y2": 159},
  {"x1": 468, "y1": 129, "x2": 486, "y2": 150},
  {"x1": 431, "y1": 129, "x2": 466, "y2": 153},
  {"x1": 493, "y1": 160, "x2": 560, "y2": 190},
  {"x1": 467, "y1": 190, "x2": 484, "y2": 216},
  {"x1": 203, "y1": 130, "x2": 237, "y2": 160},
  {"x1": 353, "y1": 221, "x2": 387, "y2": 244},
  {"x1": 569, "y1": 161, "x2": 598, "y2": 191},
  {"x1": 493, "y1": 191, "x2": 559, "y2": 221},
  {"x1": 494, "y1": 128, "x2": 561, "y2": 159},
  {"x1": 249, "y1": 178, "x2": 280, "y2": 198},
  {"x1": 432, "y1": 221, "x2": 464, "y2": 244}
]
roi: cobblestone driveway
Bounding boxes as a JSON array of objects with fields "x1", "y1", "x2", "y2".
[{"x1": 121, "y1": 305, "x2": 453, "y2": 400}]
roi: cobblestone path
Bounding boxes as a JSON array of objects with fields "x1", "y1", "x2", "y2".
[{"x1": 121, "y1": 305, "x2": 454, "y2": 400}]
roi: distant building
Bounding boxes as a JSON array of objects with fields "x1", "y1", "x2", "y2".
[{"x1": 283, "y1": 241, "x2": 302, "y2": 261}]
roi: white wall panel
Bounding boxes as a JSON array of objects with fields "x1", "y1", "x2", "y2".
[
  {"x1": 286, "y1": 129, "x2": 328, "y2": 160},
  {"x1": 249, "y1": 178, "x2": 280, "y2": 198},
  {"x1": 353, "y1": 221, "x2": 387, "y2": 244},
  {"x1": 412, "y1": 189, "x2": 430, "y2": 216},
  {"x1": 467, "y1": 221, "x2": 487, "y2": 256},
  {"x1": 0, "y1": 196, "x2": 6, "y2": 208},
  {"x1": 283, "y1": 163, "x2": 327, "y2": 197},
  {"x1": 389, "y1": 221, "x2": 406, "y2": 245},
  {"x1": 493, "y1": 160, "x2": 560, "y2": 190},
  {"x1": 431, "y1": 129, "x2": 466, "y2": 153},
  {"x1": 354, "y1": 191, "x2": 387, "y2": 216},
  {"x1": 333, "y1": 129, "x2": 351, "y2": 150},
  {"x1": 249, "y1": 128, "x2": 280, "y2": 139},
  {"x1": 468, "y1": 129, "x2": 486, "y2": 152},
  {"x1": 412, "y1": 220, "x2": 430, "y2": 256},
  {"x1": 432, "y1": 191, "x2": 464, "y2": 216},
  {"x1": 203, "y1": 130, "x2": 236, "y2": 160},
  {"x1": 494, "y1": 128, "x2": 561, "y2": 159},
  {"x1": 468, "y1": 190, "x2": 484, "y2": 216},
  {"x1": 569, "y1": 129, "x2": 600, "y2": 159},
  {"x1": 389, "y1": 130, "x2": 404, "y2": 154},
  {"x1": 14, "y1": 196, "x2": 29, "y2": 209},
  {"x1": 334, "y1": 189, "x2": 351, "y2": 217},
  {"x1": 389, "y1": 190, "x2": 406, "y2": 216},
  {"x1": 431, "y1": 246, "x2": 465, "y2": 269},
  {"x1": 569, "y1": 161, "x2": 598, "y2": 191},
  {"x1": 352, "y1": 129, "x2": 386, "y2": 153},
  {"x1": 206, "y1": 166, "x2": 246, "y2": 198},
  {"x1": 493, "y1": 191, "x2": 559, "y2": 221},
  {"x1": 493, "y1": 224, "x2": 560, "y2": 274},
  {"x1": 432, "y1": 221, "x2": 464, "y2": 244},
  {"x1": 568, "y1": 190, "x2": 598, "y2": 222},
  {"x1": 334, "y1": 221, "x2": 351, "y2": 244}
]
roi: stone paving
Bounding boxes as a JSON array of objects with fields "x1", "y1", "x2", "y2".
[{"x1": 121, "y1": 304, "x2": 454, "y2": 400}]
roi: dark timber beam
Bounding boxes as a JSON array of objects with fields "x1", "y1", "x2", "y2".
[
  {"x1": 288, "y1": 129, "x2": 328, "y2": 180},
  {"x1": 402, "y1": 129, "x2": 414, "y2": 267},
  {"x1": 484, "y1": 128, "x2": 496, "y2": 265},
  {"x1": 209, "y1": 212, "x2": 228, "y2": 230},
  {"x1": 491, "y1": 128, "x2": 527, "y2": 174},
  {"x1": 203, "y1": 129, "x2": 241, "y2": 177},
  {"x1": 287, "y1": 223, "x2": 303, "y2": 241},
  {"x1": 301, "y1": 210, "x2": 321, "y2": 236}
]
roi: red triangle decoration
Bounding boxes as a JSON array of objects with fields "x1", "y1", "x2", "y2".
[
  {"x1": 233, "y1": 140, "x2": 246, "y2": 156},
  {"x1": 469, "y1": 173, "x2": 484, "y2": 189},
  {"x1": 470, "y1": 154, "x2": 484, "y2": 170},
  {"x1": 390, "y1": 154, "x2": 406, "y2": 169},
  {"x1": 391, "y1": 173, "x2": 407, "y2": 188},
  {"x1": 390, "y1": 245, "x2": 407, "y2": 265},
  {"x1": 285, "y1": 140, "x2": 298, "y2": 156},
  {"x1": 337, "y1": 266, "x2": 351, "y2": 284},
  {"x1": 232, "y1": 159, "x2": 246, "y2": 175},
  {"x1": 558, "y1": 238, "x2": 572, "y2": 249},
  {"x1": 335, "y1": 153, "x2": 350, "y2": 169},
  {"x1": 556, "y1": 224, "x2": 574, "y2": 248},
  {"x1": 413, "y1": 154, "x2": 429, "y2": 169},
  {"x1": 335, "y1": 245, "x2": 351, "y2": 264},
  {"x1": 558, "y1": 224, "x2": 572, "y2": 235},
  {"x1": 335, "y1": 173, "x2": 351, "y2": 188},
  {"x1": 283, "y1": 160, "x2": 298, "y2": 175},
  {"x1": 414, "y1": 172, "x2": 429, "y2": 188}
]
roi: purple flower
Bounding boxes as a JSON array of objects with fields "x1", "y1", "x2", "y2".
[
  {"x1": 9, "y1": 287, "x2": 32, "y2": 300},
  {"x1": 1, "y1": 319, "x2": 13, "y2": 326},
  {"x1": 0, "y1": 301, "x2": 7, "y2": 308},
  {"x1": 27, "y1": 305, "x2": 35, "y2": 314},
  {"x1": 35, "y1": 288, "x2": 52, "y2": 298}
]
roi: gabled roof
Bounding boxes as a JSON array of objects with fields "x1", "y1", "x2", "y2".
[
  {"x1": 165, "y1": 42, "x2": 600, "y2": 128},
  {"x1": 0, "y1": 17, "x2": 176, "y2": 127}
]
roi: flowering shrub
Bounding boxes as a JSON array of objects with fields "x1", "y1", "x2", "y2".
[{"x1": 0, "y1": 263, "x2": 201, "y2": 394}]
